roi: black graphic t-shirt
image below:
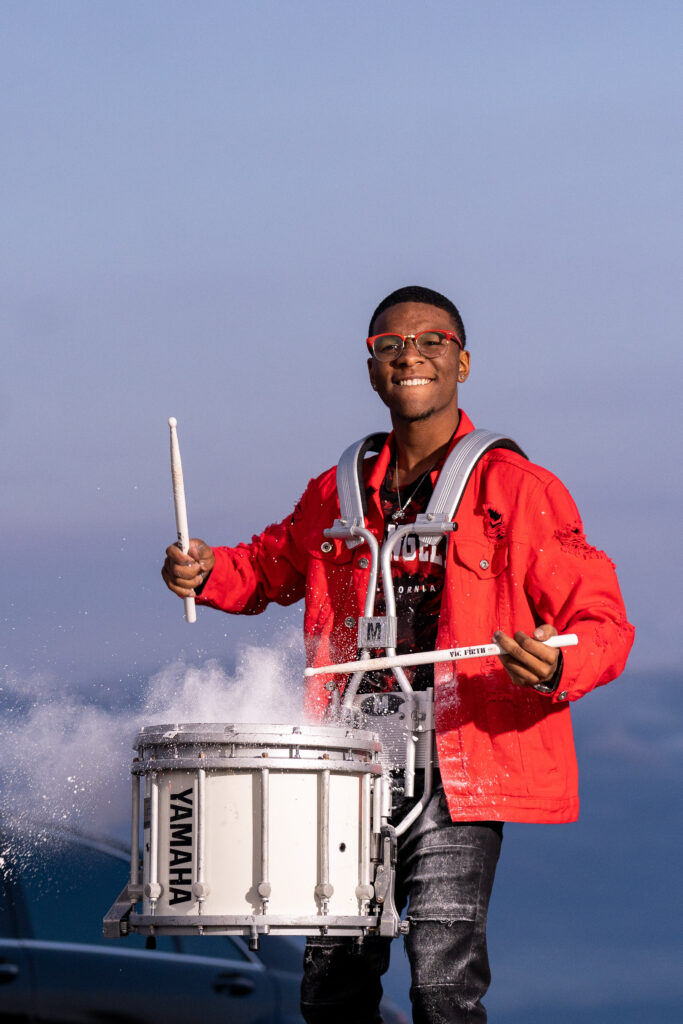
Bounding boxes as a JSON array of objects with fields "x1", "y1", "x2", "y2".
[{"x1": 360, "y1": 454, "x2": 447, "y2": 692}]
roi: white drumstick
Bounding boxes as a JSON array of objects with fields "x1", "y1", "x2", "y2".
[
  {"x1": 168, "y1": 417, "x2": 196, "y2": 624},
  {"x1": 303, "y1": 633, "x2": 578, "y2": 677}
]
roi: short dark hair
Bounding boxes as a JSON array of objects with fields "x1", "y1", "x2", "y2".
[{"x1": 368, "y1": 285, "x2": 466, "y2": 347}]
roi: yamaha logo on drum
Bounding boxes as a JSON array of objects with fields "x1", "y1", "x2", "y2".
[{"x1": 168, "y1": 787, "x2": 194, "y2": 904}]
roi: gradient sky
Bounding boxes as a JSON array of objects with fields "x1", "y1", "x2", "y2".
[
  {"x1": 1, "y1": 1, "x2": 681, "y2": 1018},
  {"x1": 3, "y1": 0, "x2": 681, "y2": 681}
]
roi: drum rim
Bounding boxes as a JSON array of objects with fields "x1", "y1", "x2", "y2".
[
  {"x1": 133, "y1": 721, "x2": 383, "y2": 754},
  {"x1": 131, "y1": 756, "x2": 382, "y2": 774},
  {"x1": 129, "y1": 911, "x2": 380, "y2": 930}
]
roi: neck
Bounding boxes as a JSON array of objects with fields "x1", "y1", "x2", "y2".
[{"x1": 392, "y1": 408, "x2": 461, "y2": 483}]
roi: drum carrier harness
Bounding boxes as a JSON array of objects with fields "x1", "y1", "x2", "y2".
[{"x1": 327, "y1": 429, "x2": 527, "y2": 842}]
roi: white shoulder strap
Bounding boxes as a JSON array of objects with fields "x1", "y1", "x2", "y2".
[
  {"x1": 335, "y1": 432, "x2": 388, "y2": 548},
  {"x1": 415, "y1": 429, "x2": 527, "y2": 543},
  {"x1": 333, "y1": 428, "x2": 527, "y2": 547}
]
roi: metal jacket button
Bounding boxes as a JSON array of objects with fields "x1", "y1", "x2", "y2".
[
  {"x1": 558, "y1": 691, "x2": 568, "y2": 700},
  {"x1": 358, "y1": 557, "x2": 369, "y2": 569},
  {"x1": 479, "y1": 558, "x2": 490, "y2": 570},
  {"x1": 344, "y1": 616, "x2": 355, "y2": 628},
  {"x1": 320, "y1": 541, "x2": 333, "y2": 553}
]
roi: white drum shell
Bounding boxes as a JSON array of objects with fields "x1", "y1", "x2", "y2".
[{"x1": 132, "y1": 723, "x2": 382, "y2": 933}]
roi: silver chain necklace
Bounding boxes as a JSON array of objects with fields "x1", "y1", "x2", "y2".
[{"x1": 392, "y1": 457, "x2": 434, "y2": 522}]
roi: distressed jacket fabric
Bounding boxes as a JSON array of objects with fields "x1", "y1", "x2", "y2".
[{"x1": 198, "y1": 411, "x2": 634, "y2": 824}]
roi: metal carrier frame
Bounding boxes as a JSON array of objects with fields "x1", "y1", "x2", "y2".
[
  {"x1": 328, "y1": 429, "x2": 526, "y2": 836},
  {"x1": 104, "y1": 428, "x2": 524, "y2": 948}
]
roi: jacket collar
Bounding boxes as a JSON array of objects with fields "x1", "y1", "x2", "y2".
[{"x1": 364, "y1": 409, "x2": 476, "y2": 523}]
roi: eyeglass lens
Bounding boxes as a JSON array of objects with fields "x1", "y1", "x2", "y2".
[{"x1": 372, "y1": 331, "x2": 450, "y2": 362}]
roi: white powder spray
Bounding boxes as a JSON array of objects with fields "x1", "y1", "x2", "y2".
[{"x1": 0, "y1": 631, "x2": 305, "y2": 847}]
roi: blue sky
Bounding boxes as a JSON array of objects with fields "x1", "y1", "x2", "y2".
[
  {"x1": 1, "y1": 1, "x2": 682, "y2": 1018},
  {"x1": 3, "y1": 0, "x2": 681, "y2": 679}
]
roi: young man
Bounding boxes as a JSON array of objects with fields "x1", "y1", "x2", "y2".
[{"x1": 162, "y1": 285, "x2": 634, "y2": 1023}]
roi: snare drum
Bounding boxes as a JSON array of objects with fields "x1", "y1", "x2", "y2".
[{"x1": 126, "y1": 723, "x2": 389, "y2": 941}]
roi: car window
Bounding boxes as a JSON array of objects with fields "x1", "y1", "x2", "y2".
[
  {"x1": 16, "y1": 836, "x2": 174, "y2": 952},
  {"x1": 175, "y1": 934, "x2": 250, "y2": 961}
]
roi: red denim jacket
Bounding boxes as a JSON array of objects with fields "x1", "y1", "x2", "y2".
[{"x1": 198, "y1": 411, "x2": 634, "y2": 823}]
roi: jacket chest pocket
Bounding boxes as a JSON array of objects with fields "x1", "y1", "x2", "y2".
[
  {"x1": 450, "y1": 538, "x2": 509, "y2": 579},
  {"x1": 307, "y1": 537, "x2": 355, "y2": 570},
  {"x1": 447, "y1": 537, "x2": 512, "y2": 638},
  {"x1": 305, "y1": 540, "x2": 356, "y2": 630}
]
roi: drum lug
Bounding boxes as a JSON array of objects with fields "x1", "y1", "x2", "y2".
[
  {"x1": 355, "y1": 883, "x2": 374, "y2": 902},
  {"x1": 315, "y1": 881, "x2": 335, "y2": 916},
  {"x1": 144, "y1": 881, "x2": 163, "y2": 914}
]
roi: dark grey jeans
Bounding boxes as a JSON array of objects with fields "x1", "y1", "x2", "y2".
[{"x1": 301, "y1": 781, "x2": 502, "y2": 1024}]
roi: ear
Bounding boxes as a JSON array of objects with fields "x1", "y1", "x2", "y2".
[
  {"x1": 457, "y1": 349, "x2": 471, "y2": 383},
  {"x1": 367, "y1": 357, "x2": 377, "y2": 390}
]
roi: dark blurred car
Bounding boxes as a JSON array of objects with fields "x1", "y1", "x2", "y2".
[{"x1": 0, "y1": 824, "x2": 407, "y2": 1023}]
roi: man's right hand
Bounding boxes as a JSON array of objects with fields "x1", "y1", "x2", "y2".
[{"x1": 162, "y1": 539, "x2": 216, "y2": 598}]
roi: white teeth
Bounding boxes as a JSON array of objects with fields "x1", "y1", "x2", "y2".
[{"x1": 398, "y1": 378, "x2": 431, "y2": 386}]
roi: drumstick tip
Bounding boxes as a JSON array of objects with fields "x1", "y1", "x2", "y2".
[{"x1": 168, "y1": 416, "x2": 177, "y2": 429}]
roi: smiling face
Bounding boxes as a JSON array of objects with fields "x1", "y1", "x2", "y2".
[{"x1": 367, "y1": 301, "x2": 471, "y2": 427}]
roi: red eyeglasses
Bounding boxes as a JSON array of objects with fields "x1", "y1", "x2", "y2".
[{"x1": 366, "y1": 330, "x2": 463, "y2": 363}]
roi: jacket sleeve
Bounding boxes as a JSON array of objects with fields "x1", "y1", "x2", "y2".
[
  {"x1": 523, "y1": 475, "x2": 635, "y2": 703},
  {"x1": 195, "y1": 485, "x2": 317, "y2": 616}
]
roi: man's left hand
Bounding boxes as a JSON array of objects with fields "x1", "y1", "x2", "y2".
[{"x1": 494, "y1": 623, "x2": 559, "y2": 688}]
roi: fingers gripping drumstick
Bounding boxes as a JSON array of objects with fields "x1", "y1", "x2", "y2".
[{"x1": 168, "y1": 417, "x2": 197, "y2": 624}]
